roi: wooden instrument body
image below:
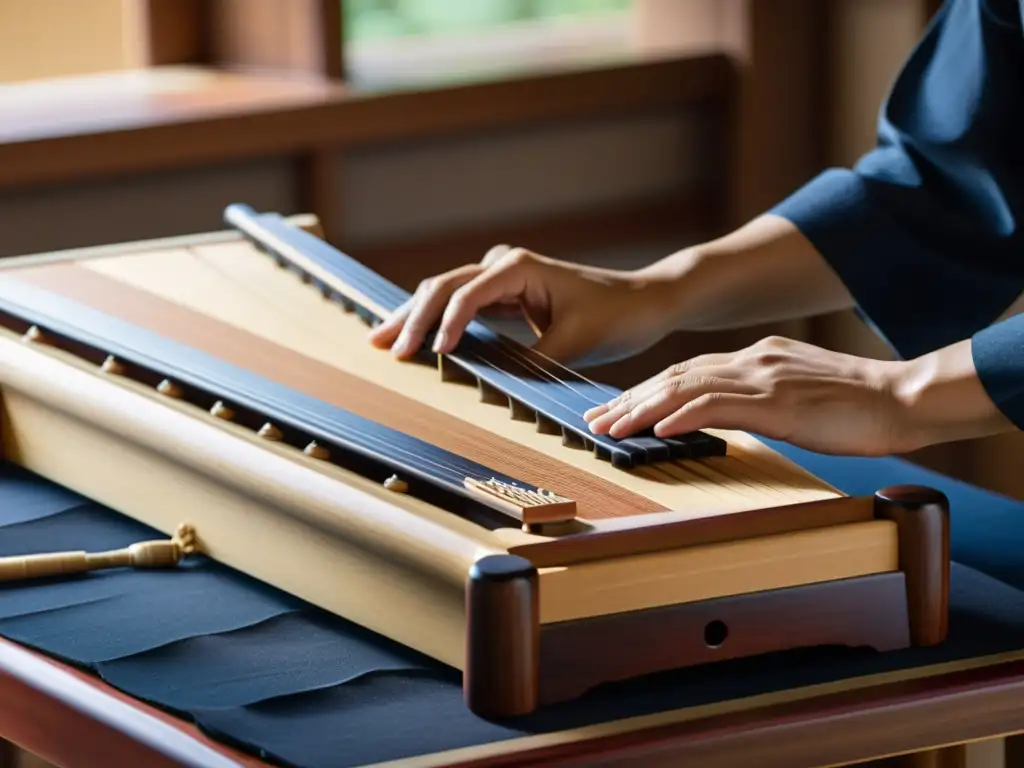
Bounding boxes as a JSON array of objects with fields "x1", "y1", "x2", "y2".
[{"x1": 0, "y1": 215, "x2": 950, "y2": 718}]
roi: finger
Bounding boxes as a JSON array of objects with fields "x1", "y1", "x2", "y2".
[
  {"x1": 481, "y1": 243, "x2": 514, "y2": 267},
  {"x1": 434, "y1": 250, "x2": 540, "y2": 354},
  {"x1": 393, "y1": 268, "x2": 480, "y2": 358},
  {"x1": 653, "y1": 392, "x2": 777, "y2": 438},
  {"x1": 588, "y1": 373, "x2": 750, "y2": 438},
  {"x1": 367, "y1": 298, "x2": 413, "y2": 348},
  {"x1": 583, "y1": 354, "x2": 734, "y2": 422}
]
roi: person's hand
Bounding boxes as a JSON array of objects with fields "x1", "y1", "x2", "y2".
[
  {"x1": 369, "y1": 245, "x2": 680, "y2": 367},
  {"x1": 583, "y1": 336, "x2": 911, "y2": 456}
]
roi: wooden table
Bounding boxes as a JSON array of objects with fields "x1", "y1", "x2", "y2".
[{"x1": 0, "y1": 634, "x2": 1017, "y2": 768}]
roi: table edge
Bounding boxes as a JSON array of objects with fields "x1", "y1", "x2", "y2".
[
  {"x1": 6, "y1": 633, "x2": 1024, "y2": 768},
  {"x1": 0, "y1": 638, "x2": 254, "y2": 768}
]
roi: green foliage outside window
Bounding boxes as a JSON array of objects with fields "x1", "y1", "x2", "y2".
[{"x1": 345, "y1": 0, "x2": 632, "y2": 42}]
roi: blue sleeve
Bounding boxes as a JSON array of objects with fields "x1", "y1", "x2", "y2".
[
  {"x1": 769, "y1": 0, "x2": 1024, "y2": 429},
  {"x1": 974, "y1": 314, "x2": 1024, "y2": 429}
]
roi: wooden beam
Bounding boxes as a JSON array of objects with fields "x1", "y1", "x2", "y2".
[
  {"x1": 135, "y1": 0, "x2": 343, "y2": 79},
  {"x1": 0, "y1": 54, "x2": 731, "y2": 191},
  {"x1": 133, "y1": 0, "x2": 208, "y2": 66},
  {"x1": 631, "y1": 0, "x2": 828, "y2": 226},
  {"x1": 209, "y1": 0, "x2": 343, "y2": 80},
  {"x1": 722, "y1": 0, "x2": 829, "y2": 226}
]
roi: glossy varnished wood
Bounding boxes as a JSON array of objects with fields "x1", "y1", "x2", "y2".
[
  {"x1": 445, "y1": 661, "x2": 1024, "y2": 767},
  {"x1": 874, "y1": 486, "x2": 950, "y2": 646},
  {"x1": 466, "y1": 555, "x2": 540, "y2": 718},
  {"x1": 537, "y1": 572, "x2": 911, "y2": 706},
  {"x1": 0, "y1": 638, "x2": 257, "y2": 768},
  {"x1": 511, "y1": 493, "x2": 875, "y2": 566}
]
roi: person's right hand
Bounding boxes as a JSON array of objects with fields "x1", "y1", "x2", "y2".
[{"x1": 368, "y1": 245, "x2": 678, "y2": 368}]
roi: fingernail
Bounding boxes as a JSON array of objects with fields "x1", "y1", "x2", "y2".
[
  {"x1": 392, "y1": 336, "x2": 410, "y2": 357},
  {"x1": 432, "y1": 331, "x2": 447, "y2": 353}
]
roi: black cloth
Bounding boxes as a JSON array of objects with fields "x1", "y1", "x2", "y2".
[{"x1": 1, "y1": 440, "x2": 1023, "y2": 767}]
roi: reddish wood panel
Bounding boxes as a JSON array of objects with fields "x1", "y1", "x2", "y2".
[
  {"x1": 513, "y1": 494, "x2": 874, "y2": 567},
  {"x1": 452, "y1": 660, "x2": 1024, "y2": 768},
  {"x1": 538, "y1": 572, "x2": 910, "y2": 705}
]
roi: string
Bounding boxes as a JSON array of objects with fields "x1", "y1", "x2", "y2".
[
  {"x1": 0, "y1": 282, "x2": 542, "y2": 511},
  {"x1": 183, "y1": 246, "x2": 521, "y2": 489}
]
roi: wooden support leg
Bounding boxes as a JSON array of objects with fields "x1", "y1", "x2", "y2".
[
  {"x1": 874, "y1": 485, "x2": 950, "y2": 646},
  {"x1": 464, "y1": 554, "x2": 539, "y2": 718}
]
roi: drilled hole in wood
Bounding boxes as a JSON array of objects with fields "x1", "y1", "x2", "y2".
[{"x1": 704, "y1": 620, "x2": 728, "y2": 648}]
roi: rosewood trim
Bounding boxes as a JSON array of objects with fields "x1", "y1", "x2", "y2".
[
  {"x1": 510, "y1": 493, "x2": 875, "y2": 567},
  {"x1": 0, "y1": 638, "x2": 247, "y2": 768},
  {"x1": 874, "y1": 486, "x2": 950, "y2": 646},
  {"x1": 537, "y1": 572, "x2": 911, "y2": 706},
  {"x1": 466, "y1": 555, "x2": 540, "y2": 718},
  {"x1": 448, "y1": 661, "x2": 1024, "y2": 768}
]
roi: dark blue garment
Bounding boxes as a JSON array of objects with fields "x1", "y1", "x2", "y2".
[{"x1": 771, "y1": 0, "x2": 1024, "y2": 428}]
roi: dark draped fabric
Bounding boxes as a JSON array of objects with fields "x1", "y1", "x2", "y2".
[
  {"x1": 2, "y1": 442, "x2": 1024, "y2": 767},
  {"x1": 772, "y1": 0, "x2": 1024, "y2": 428}
]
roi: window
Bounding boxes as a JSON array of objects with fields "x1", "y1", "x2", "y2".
[
  {"x1": 343, "y1": 0, "x2": 636, "y2": 91},
  {"x1": 345, "y1": 0, "x2": 632, "y2": 41}
]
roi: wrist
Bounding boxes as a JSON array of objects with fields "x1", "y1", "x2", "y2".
[
  {"x1": 627, "y1": 250, "x2": 701, "y2": 334},
  {"x1": 887, "y1": 339, "x2": 1014, "y2": 451}
]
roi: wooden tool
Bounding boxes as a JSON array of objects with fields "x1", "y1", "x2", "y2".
[
  {"x1": 0, "y1": 209, "x2": 949, "y2": 719},
  {"x1": 0, "y1": 524, "x2": 197, "y2": 582}
]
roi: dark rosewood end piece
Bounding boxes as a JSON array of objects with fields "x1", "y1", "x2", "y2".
[
  {"x1": 537, "y1": 572, "x2": 910, "y2": 706},
  {"x1": 465, "y1": 554, "x2": 539, "y2": 718},
  {"x1": 874, "y1": 485, "x2": 950, "y2": 646}
]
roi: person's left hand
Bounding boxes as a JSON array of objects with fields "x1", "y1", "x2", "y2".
[{"x1": 583, "y1": 335, "x2": 909, "y2": 456}]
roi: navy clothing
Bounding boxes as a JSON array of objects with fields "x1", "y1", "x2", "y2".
[{"x1": 771, "y1": 0, "x2": 1024, "y2": 429}]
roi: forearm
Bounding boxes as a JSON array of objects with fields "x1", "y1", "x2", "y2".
[{"x1": 636, "y1": 214, "x2": 855, "y2": 333}]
